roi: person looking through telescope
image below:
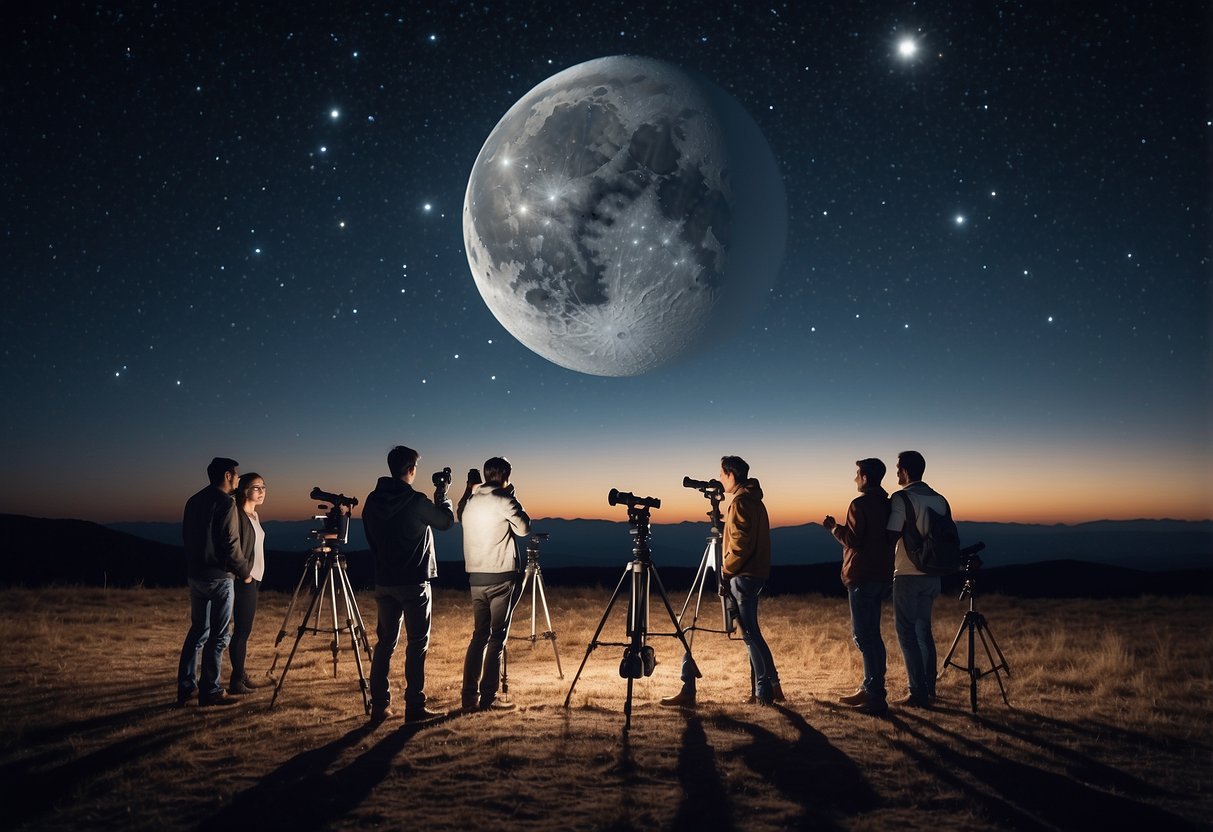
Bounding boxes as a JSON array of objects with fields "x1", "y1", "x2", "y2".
[{"x1": 662, "y1": 455, "x2": 782, "y2": 708}]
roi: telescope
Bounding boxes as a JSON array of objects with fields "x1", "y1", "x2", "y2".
[{"x1": 607, "y1": 488, "x2": 661, "y2": 510}]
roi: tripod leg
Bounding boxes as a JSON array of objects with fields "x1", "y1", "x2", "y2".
[
  {"x1": 270, "y1": 553, "x2": 320, "y2": 673},
  {"x1": 975, "y1": 620, "x2": 1011, "y2": 707},
  {"x1": 650, "y1": 564, "x2": 699, "y2": 664},
  {"x1": 323, "y1": 562, "x2": 342, "y2": 677},
  {"x1": 967, "y1": 617, "x2": 978, "y2": 712},
  {"x1": 679, "y1": 546, "x2": 711, "y2": 622},
  {"x1": 941, "y1": 614, "x2": 967, "y2": 673},
  {"x1": 534, "y1": 569, "x2": 563, "y2": 678},
  {"x1": 563, "y1": 566, "x2": 630, "y2": 708},
  {"x1": 270, "y1": 566, "x2": 328, "y2": 709},
  {"x1": 501, "y1": 570, "x2": 531, "y2": 694},
  {"x1": 334, "y1": 561, "x2": 371, "y2": 713}
]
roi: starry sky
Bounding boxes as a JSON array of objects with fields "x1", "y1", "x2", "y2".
[{"x1": 3, "y1": 2, "x2": 1210, "y2": 527}]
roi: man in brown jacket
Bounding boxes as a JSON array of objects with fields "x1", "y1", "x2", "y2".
[{"x1": 823, "y1": 458, "x2": 894, "y2": 714}]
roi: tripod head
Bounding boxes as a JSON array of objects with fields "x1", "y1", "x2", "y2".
[
  {"x1": 608, "y1": 488, "x2": 660, "y2": 562},
  {"x1": 683, "y1": 476, "x2": 724, "y2": 532},
  {"x1": 524, "y1": 531, "x2": 549, "y2": 565}
]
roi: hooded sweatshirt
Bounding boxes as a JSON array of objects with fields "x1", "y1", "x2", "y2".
[
  {"x1": 722, "y1": 478, "x2": 771, "y2": 579},
  {"x1": 362, "y1": 477, "x2": 454, "y2": 586}
]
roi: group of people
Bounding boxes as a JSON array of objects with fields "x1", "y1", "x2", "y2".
[
  {"x1": 176, "y1": 457, "x2": 270, "y2": 707},
  {"x1": 175, "y1": 446, "x2": 951, "y2": 721},
  {"x1": 823, "y1": 450, "x2": 951, "y2": 714}
]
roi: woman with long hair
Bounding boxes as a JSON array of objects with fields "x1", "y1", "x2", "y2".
[{"x1": 229, "y1": 472, "x2": 269, "y2": 694}]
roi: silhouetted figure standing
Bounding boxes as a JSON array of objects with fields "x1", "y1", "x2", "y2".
[
  {"x1": 364, "y1": 445, "x2": 455, "y2": 723},
  {"x1": 228, "y1": 472, "x2": 270, "y2": 695},
  {"x1": 824, "y1": 458, "x2": 894, "y2": 715},
  {"x1": 177, "y1": 456, "x2": 250, "y2": 707},
  {"x1": 887, "y1": 450, "x2": 949, "y2": 708}
]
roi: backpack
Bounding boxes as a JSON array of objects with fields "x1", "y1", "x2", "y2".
[{"x1": 896, "y1": 491, "x2": 961, "y2": 576}]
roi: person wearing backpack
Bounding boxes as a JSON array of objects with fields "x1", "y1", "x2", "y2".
[{"x1": 886, "y1": 450, "x2": 951, "y2": 708}]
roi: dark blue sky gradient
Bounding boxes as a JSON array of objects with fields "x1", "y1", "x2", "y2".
[{"x1": 3, "y1": 2, "x2": 1210, "y2": 525}]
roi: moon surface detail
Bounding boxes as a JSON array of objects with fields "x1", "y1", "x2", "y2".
[{"x1": 463, "y1": 55, "x2": 787, "y2": 377}]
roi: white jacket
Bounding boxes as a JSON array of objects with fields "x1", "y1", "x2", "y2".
[{"x1": 460, "y1": 483, "x2": 531, "y2": 574}]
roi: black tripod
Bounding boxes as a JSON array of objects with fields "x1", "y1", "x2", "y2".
[
  {"x1": 940, "y1": 542, "x2": 1011, "y2": 712},
  {"x1": 676, "y1": 479, "x2": 737, "y2": 644},
  {"x1": 269, "y1": 517, "x2": 373, "y2": 713},
  {"x1": 563, "y1": 490, "x2": 700, "y2": 731},
  {"x1": 502, "y1": 532, "x2": 563, "y2": 693}
]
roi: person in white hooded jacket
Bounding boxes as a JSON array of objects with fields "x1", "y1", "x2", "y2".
[{"x1": 457, "y1": 456, "x2": 531, "y2": 711}]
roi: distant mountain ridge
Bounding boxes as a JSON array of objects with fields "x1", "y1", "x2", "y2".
[
  {"x1": 106, "y1": 516, "x2": 1213, "y2": 572},
  {"x1": 1, "y1": 514, "x2": 1210, "y2": 598}
]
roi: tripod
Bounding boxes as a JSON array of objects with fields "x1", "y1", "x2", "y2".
[
  {"x1": 502, "y1": 532, "x2": 562, "y2": 693},
  {"x1": 677, "y1": 482, "x2": 737, "y2": 645},
  {"x1": 268, "y1": 529, "x2": 373, "y2": 713},
  {"x1": 940, "y1": 543, "x2": 1011, "y2": 712},
  {"x1": 563, "y1": 494, "x2": 699, "y2": 731}
]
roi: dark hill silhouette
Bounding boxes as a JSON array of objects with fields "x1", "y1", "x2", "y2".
[{"x1": 2, "y1": 514, "x2": 1210, "y2": 598}]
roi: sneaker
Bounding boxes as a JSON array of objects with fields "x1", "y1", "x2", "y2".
[
  {"x1": 839, "y1": 689, "x2": 867, "y2": 707},
  {"x1": 198, "y1": 692, "x2": 240, "y2": 708},
  {"x1": 659, "y1": 690, "x2": 696, "y2": 708},
  {"x1": 404, "y1": 706, "x2": 444, "y2": 723}
]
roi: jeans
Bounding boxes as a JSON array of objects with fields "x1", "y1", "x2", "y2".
[
  {"x1": 848, "y1": 581, "x2": 892, "y2": 700},
  {"x1": 462, "y1": 580, "x2": 515, "y2": 708},
  {"x1": 894, "y1": 574, "x2": 941, "y2": 698},
  {"x1": 228, "y1": 578, "x2": 259, "y2": 684},
  {"x1": 178, "y1": 576, "x2": 234, "y2": 698},
  {"x1": 731, "y1": 576, "x2": 779, "y2": 701},
  {"x1": 370, "y1": 583, "x2": 432, "y2": 711}
]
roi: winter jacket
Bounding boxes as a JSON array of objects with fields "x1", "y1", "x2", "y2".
[{"x1": 722, "y1": 479, "x2": 771, "y2": 580}]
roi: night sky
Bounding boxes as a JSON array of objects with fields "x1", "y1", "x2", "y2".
[{"x1": 3, "y1": 2, "x2": 1210, "y2": 527}]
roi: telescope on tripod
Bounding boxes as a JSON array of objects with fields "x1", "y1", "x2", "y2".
[
  {"x1": 563, "y1": 488, "x2": 699, "y2": 731},
  {"x1": 940, "y1": 542, "x2": 1011, "y2": 712},
  {"x1": 268, "y1": 487, "x2": 373, "y2": 713}
]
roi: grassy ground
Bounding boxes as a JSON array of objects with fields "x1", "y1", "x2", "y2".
[{"x1": 1, "y1": 584, "x2": 1210, "y2": 830}]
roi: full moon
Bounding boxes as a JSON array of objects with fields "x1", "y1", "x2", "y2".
[{"x1": 462, "y1": 55, "x2": 787, "y2": 377}]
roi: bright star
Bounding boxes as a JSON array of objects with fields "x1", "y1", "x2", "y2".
[
  {"x1": 955, "y1": 215, "x2": 966, "y2": 225},
  {"x1": 898, "y1": 38, "x2": 918, "y2": 59},
  {"x1": 330, "y1": 109, "x2": 340, "y2": 120}
]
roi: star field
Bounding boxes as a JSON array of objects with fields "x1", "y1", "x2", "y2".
[{"x1": 1, "y1": 1, "x2": 1209, "y2": 525}]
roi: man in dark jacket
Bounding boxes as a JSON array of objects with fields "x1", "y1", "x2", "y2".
[
  {"x1": 177, "y1": 456, "x2": 250, "y2": 707},
  {"x1": 824, "y1": 458, "x2": 894, "y2": 715},
  {"x1": 364, "y1": 445, "x2": 455, "y2": 723}
]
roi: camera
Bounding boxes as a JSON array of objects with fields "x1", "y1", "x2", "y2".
[
  {"x1": 432, "y1": 467, "x2": 452, "y2": 488},
  {"x1": 607, "y1": 488, "x2": 661, "y2": 510},
  {"x1": 467, "y1": 467, "x2": 482, "y2": 485},
  {"x1": 683, "y1": 476, "x2": 723, "y2": 494}
]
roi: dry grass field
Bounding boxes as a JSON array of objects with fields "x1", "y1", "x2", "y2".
[{"x1": 1, "y1": 582, "x2": 1210, "y2": 830}]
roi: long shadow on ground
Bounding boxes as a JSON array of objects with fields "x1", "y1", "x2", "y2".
[
  {"x1": 892, "y1": 710, "x2": 1205, "y2": 830},
  {"x1": 203, "y1": 715, "x2": 452, "y2": 831},
  {"x1": 709, "y1": 705, "x2": 880, "y2": 830},
  {"x1": 671, "y1": 712, "x2": 736, "y2": 832}
]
